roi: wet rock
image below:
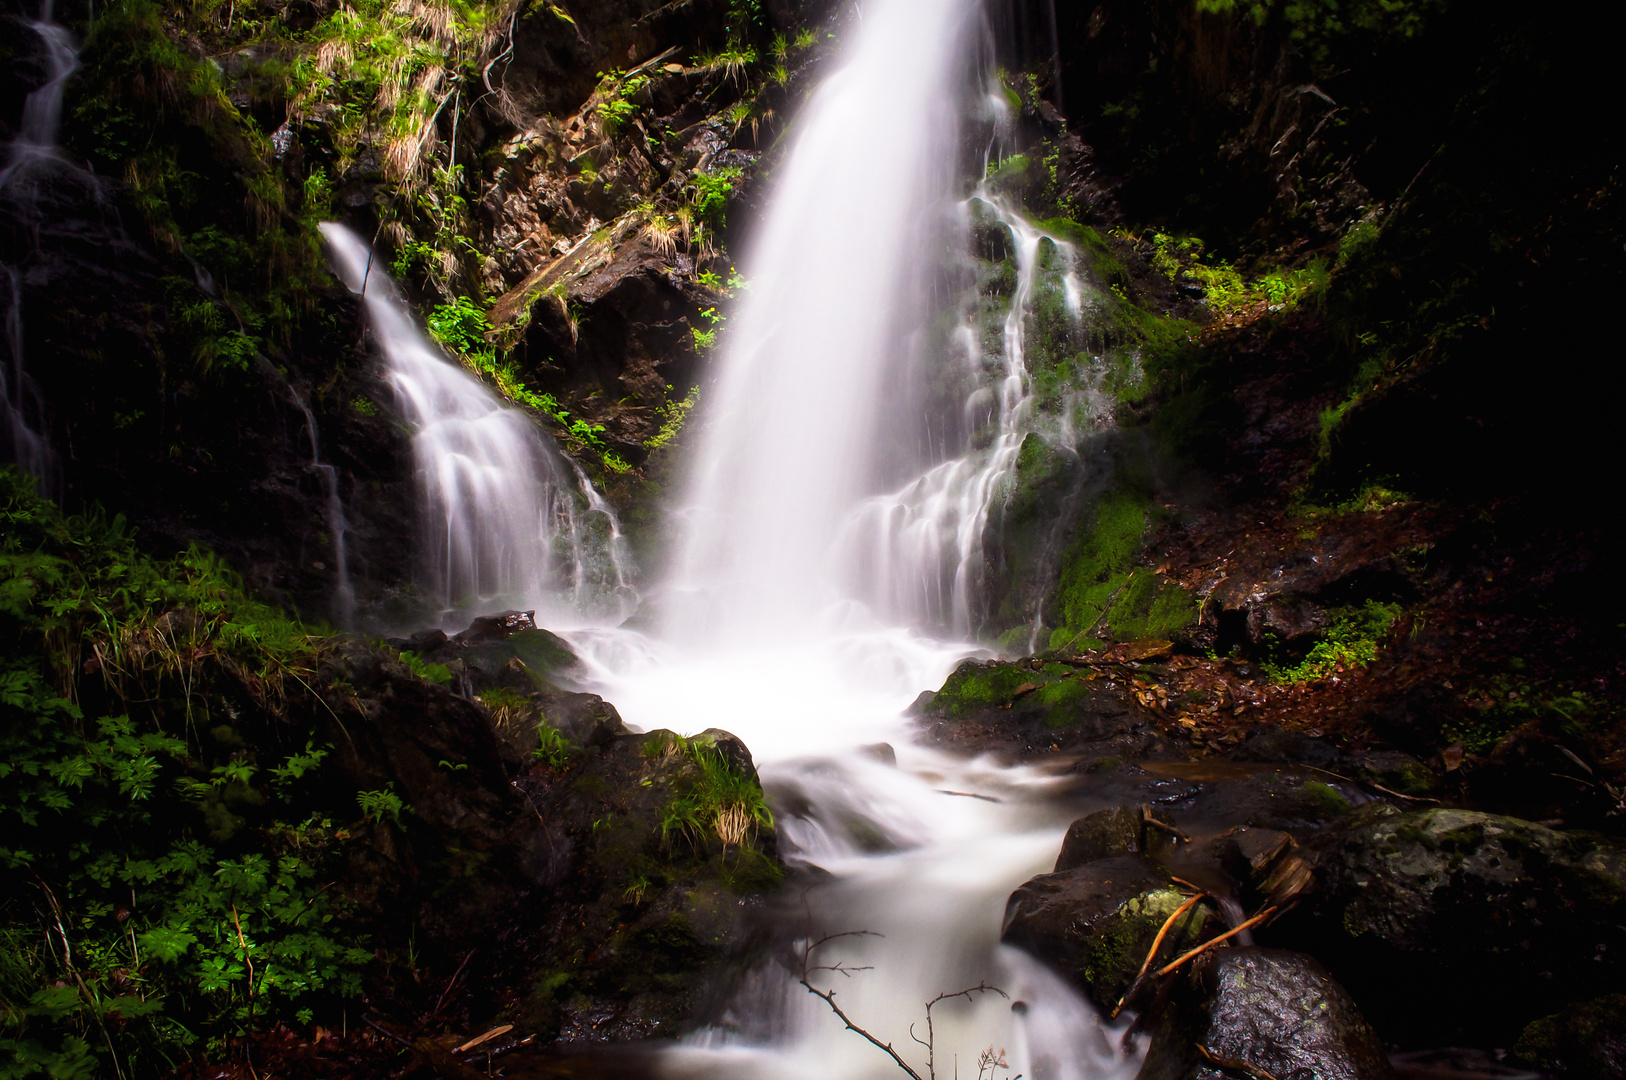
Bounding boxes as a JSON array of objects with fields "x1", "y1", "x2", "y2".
[
  {"x1": 1228, "y1": 725, "x2": 1344, "y2": 769},
  {"x1": 1288, "y1": 806, "x2": 1626, "y2": 1041},
  {"x1": 454, "y1": 609, "x2": 539, "y2": 643},
  {"x1": 1139, "y1": 948, "x2": 1394, "y2": 1080},
  {"x1": 691, "y1": 727, "x2": 757, "y2": 781},
  {"x1": 1054, "y1": 804, "x2": 1176, "y2": 871},
  {"x1": 859, "y1": 742, "x2": 898, "y2": 766},
  {"x1": 1002, "y1": 855, "x2": 1217, "y2": 1012},
  {"x1": 914, "y1": 658, "x2": 1177, "y2": 763},
  {"x1": 1512, "y1": 993, "x2": 1626, "y2": 1080}
]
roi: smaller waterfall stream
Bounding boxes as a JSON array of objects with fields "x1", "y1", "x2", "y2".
[
  {"x1": 291, "y1": 395, "x2": 357, "y2": 628},
  {"x1": 0, "y1": 0, "x2": 81, "y2": 491},
  {"x1": 837, "y1": 192, "x2": 1088, "y2": 642},
  {"x1": 320, "y1": 223, "x2": 635, "y2": 625}
]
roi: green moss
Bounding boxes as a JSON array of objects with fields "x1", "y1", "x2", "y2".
[
  {"x1": 1263, "y1": 600, "x2": 1403, "y2": 683},
  {"x1": 927, "y1": 662, "x2": 1036, "y2": 718},
  {"x1": 1302, "y1": 781, "x2": 1354, "y2": 816},
  {"x1": 1082, "y1": 888, "x2": 1211, "y2": 1006}
]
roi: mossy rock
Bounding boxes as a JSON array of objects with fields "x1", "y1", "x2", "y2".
[
  {"x1": 1297, "y1": 806, "x2": 1626, "y2": 1041},
  {"x1": 1513, "y1": 993, "x2": 1626, "y2": 1079},
  {"x1": 1001, "y1": 854, "x2": 1218, "y2": 1011},
  {"x1": 925, "y1": 660, "x2": 1066, "y2": 719}
]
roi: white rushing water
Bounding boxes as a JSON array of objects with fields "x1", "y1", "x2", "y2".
[
  {"x1": 320, "y1": 223, "x2": 635, "y2": 626},
  {"x1": 1, "y1": 0, "x2": 80, "y2": 492},
  {"x1": 561, "y1": 0, "x2": 1140, "y2": 1077},
  {"x1": 291, "y1": 393, "x2": 358, "y2": 628},
  {"x1": 836, "y1": 192, "x2": 1088, "y2": 642}
]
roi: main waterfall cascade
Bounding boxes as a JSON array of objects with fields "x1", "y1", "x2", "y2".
[
  {"x1": 320, "y1": 224, "x2": 636, "y2": 626},
  {"x1": 560, "y1": 0, "x2": 1142, "y2": 1077}
]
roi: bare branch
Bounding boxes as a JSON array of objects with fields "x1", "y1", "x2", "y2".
[{"x1": 799, "y1": 978, "x2": 927, "y2": 1080}]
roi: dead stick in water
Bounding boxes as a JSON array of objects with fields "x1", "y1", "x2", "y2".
[
  {"x1": 1156, "y1": 907, "x2": 1277, "y2": 978},
  {"x1": 1110, "y1": 892, "x2": 1207, "y2": 1019},
  {"x1": 1198, "y1": 1044, "x2": 1279, "y2": 1080}
]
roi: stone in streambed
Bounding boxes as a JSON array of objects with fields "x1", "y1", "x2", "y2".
[
  {"x1": 1513, "y1": 993, "x2": 1626, "y2": 1080},
  {"x1": 1138, "y1": 948, "x2": 1394, "y2": 1080},
  {"x1": 1001, "y1": 855, "x2": 1217, "y2": 1012},
  {"x1": 1289, "y1": 805, "x2": 1626, "y2": 1042},
  {"x1": 1053, "y1": 804, "x2": 1177, "y2": 871}
]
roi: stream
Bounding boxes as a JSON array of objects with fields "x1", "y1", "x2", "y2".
[
  {"x1": 570, "y1": 0, "x2": 1138, "y2": 1074},
  {"x1": 326, "y1": 0, "x2": 1145, "y2": 1072}
]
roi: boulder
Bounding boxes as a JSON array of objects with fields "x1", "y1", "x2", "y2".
[
  {"x1": 1002, "y1": 855, "x2": 1217, "y2": 1012},
  {"x1": 454, "y1": 609, "x2": 539, "y2": 643},
  {"x1": 1139, "y1": 948, "x2": 1394, "y2": 1080},
  {"x1": 1513, "y1": 993, "x2": 1626, "y2": 1080},
  {"x1": 1289, "y1": 805, "x2": 1626, "y2": 1041},
  {"x1": 1054, "y1": 804, "x2": 1177, "y2": 871}
]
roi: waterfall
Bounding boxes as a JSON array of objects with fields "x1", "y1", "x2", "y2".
[
  {"x1": 568, "y1": 0, "x2": 1142, "y2": 1076},
  {"x1": 0, "y1": 0, "x2": 81, "y2": 493},
  {"x1": 291, "y1": 395, "x2": 357, "y2": 628},
  {"x1": 836, "y1": 192, "x2": 1088, "y2": 638},
  {"x1": 319, "y1": 223, "x2": 635, "y2": 625},
  {"x1": 668, "y1": 0, "x2": 971, "y2": 641}
]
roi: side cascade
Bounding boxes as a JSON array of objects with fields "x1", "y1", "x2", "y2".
[
  {"x1": 290, "y1": 392, "x2": 358, "y2": 628},
  {"x1": 836, "y1": 184, "x2": 1092, "y2": 643},
  {"x1": 319, "y1": 223, "x2": 635, "y2": 625},
  {"x1": 0, "y1": 0, "x2": 83, "y2": 493}
]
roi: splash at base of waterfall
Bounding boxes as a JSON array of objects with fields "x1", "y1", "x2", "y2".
[{"x1": 565, "y1": 618, "x2": 1143, "y2": 1080}]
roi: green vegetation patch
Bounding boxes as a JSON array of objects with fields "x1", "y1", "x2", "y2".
[
  {"x1": 658, "y1": 741, "x2": 772, "y2": 850},
  {"x1": 926, "y1": 661, "x2": 1076, "y2": 719},
  {"x1": 0, "y1": 470, "x2": 372, "y2": 1077},
  {"x1": 427, "y1": 297, "x2": 630, "y2": 473},
  {"x1": 1046, "y1": 493, "x2": 1196, "y2": 653},
  {"x1": 1263, "y1": 600, "x2": 1402, "y2": 684}
]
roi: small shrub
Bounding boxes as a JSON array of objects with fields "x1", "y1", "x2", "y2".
[
  {"x1": 1264, "y1": 600, "x2": 1403, "y2": 683},
  {"x1": 533, "y1": 721, "x2": 571, "y2": 771},
  {"x1": 398, "y1": 649, "x2": 452, "y2": 685}
]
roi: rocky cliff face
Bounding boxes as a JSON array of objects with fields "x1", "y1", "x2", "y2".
[{"x1": 2, "y1": 0, "x2": 838, "y2": 622}]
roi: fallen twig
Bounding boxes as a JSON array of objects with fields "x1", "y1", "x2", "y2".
[
  {"x1": 1198, "y1": 1043, "x2": 1279, "y2": 1080},
  {"x1": 1303, "y1": 764, "x2": 1441, "y2": 804},
  {"x1": 453, "y1": 1024, "x2": 512, "y2": 1054},
  {"x1": 1110, "y1": 893, "x2": 1207, "y2": 1019},
  {"x1": 433, "y1": 948, "x2": 477, "y2": 1016},
  {"x1": 362, "y1": 1017, "x2": 413, "y2": 1048},
  {"x1": 1156, "y1": 907, "x2": 1277, "y2": 977}
]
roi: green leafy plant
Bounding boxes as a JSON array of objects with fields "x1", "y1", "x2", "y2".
[
  {"x1": 687, "y1": 166, "x2": 743, "y2": 230},
  {"x1": 644, "y1": 385, "x2": 700, "y2": 452},
  {"x1": 398, "y1": 650, "x2": 453, "y2": 685},
  {"x1": 1264, "y1": 600, "x2": 1404, "y2": 683},
  {"x1": 0, "y1": 469, "x2": 371, "y2": 1077},
  {"x1": 357, "y1": 785, "x2": 407, "y2": 826},
  {"x1": 532, "y1": 721, "x2": 571, "y2": 771},
  {"x1": 594, "y1": 70, "x2": 652, "y2": 135}
]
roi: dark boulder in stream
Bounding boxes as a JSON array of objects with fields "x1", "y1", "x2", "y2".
[
  {"x1": 1283, "y1": 806, "x2": 1626, "y2": 1042},
  {"x1": 1139, "y1": 948, "x2": 1394, "y2": 1080},
  {"x1": 1002, "y1": 854, "x2": 1220, "y2": 1013}
]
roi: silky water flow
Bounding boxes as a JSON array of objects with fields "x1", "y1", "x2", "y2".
[
  {"x1": 1, "y1": 0, "x2": 82, "y2": 492},
  {"x1": 558, "y1": 0, "x2": 1143, "y2": 1076},
  {"x1": 320, "y1": 223, "x2": 636, "y2": 627}
]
